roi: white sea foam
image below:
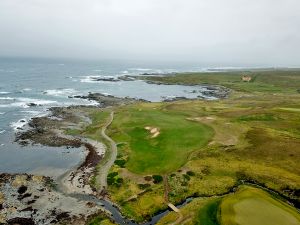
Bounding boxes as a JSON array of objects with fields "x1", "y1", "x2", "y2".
[
  {"x1": 0, "y1": 130, "x2": 5, "y2": 134},
  {"x1": 10, "y1": 118, "x2": 28, "y2": 131},
  {"x1": 43, "y1": 88, "x2": 77, "y2": 97},
  {"x1": 129, "y1": 68, "x2": 152, "y2": 71},
  {"x1": 20, "y1": 110, "x2": 41, "y2": 116},
  {"x1": 0, "y1": 97, "x2": 14, "y2": 100},
  {"x1": 80, "y1": 75, "x2": 118, "y2": 83},
  {"x1": 0, "y1": 92, "x2": 10, "y2": 95},
  {"x1": 85, "y1": 99, "x2": 100, "y2": 106},
  {"x1": 0, "y1": 112, "x2": 5, "y2": 115},
  {"x1": 7, "y1": 98, "x2": 57, "y2": 108},
  {"x1": 22, "y1": 88, "x2": 32, "y2": 91},
  {"x1": 80, "y1": 75, "x2": 101, "y2": 83}
]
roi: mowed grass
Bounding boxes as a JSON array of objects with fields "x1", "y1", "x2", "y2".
[
  {"x1": 220, "y1": 186, "x2": 300, "y2": 225},
  {"x1": 108, "y1": 104, "x2": 214, "y2": 174}
]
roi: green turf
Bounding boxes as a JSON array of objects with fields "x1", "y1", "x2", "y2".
[
  {"x1": 220, "y1": 186, "x2": 300, "y2": 225},
  {"x1": 196, "y1": 198, "x2": 221, "y2": 225},
  {"x1": 108, "y1": 106, "x2": 214, "y2": 174}
]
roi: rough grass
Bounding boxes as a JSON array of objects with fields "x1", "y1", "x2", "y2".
[
  {"x1": 87, "y1": 215, "x2": 116, "y2": 225},
  {"x1": 137, "y1": 70, "x2": 300, "y2": 93},
  {"x1": 220, "y1": 186, "x2": 300, "y2": 225}
]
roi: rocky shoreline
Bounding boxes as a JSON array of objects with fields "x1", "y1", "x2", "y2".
[
  {"x1": 5, "y1": 106, "x2": 110, "y2": 224},
  {"x1": 120, "y1": 74, "x2": 231, "y2": 99},
  {"x1": 0, "y1": 173, "x2": 104, "y2": 225},
  {"x1": 2, "y1": 81, "x2": 231, "y2": 224},
  {"x1": 70, "y1": 93, "x2": 150, "y2": 108}
]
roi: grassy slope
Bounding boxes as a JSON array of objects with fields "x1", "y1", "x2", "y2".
[{"x1": 220, "y1": 186, "x2": 300, "y2": 225}]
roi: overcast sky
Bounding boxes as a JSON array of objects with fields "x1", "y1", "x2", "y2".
[{"x1": 0, "y1": 0, "x2": 299, "y2": 66}]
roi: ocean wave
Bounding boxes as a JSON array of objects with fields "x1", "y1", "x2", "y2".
[
  {"x1": 20, "y1": 110, "x2": 42, "y2": 116},
  {"x1": 80, "y1": 75, "x2": 101, "y2": 83},
  {"x1": 0, "y1": 112, "x2": 5, "y2": 115},
  {"x1": 10, "y1": 118, "x2": 28, "y2": 131},
  {"x1": 0, "y1": 97, "x2": 57, "y2": 109},
  {"x1": 22, "y1": 88, "x2": 32, "y2": 91},
  {"x1": 0, "y1": 105, "x2": 10, "y2": 108},
  {"x1": 85, "y1": 99, "x2": 100, "y2": 106},
  {"x1": 0, "y1": 91, "x2": 10, "y2": 95},
  {"x1": 128, "y1": 68, "x2": 153, "y2": 71},
  {"x1": 80, "y1": 75, "x2": 118, "y2": 83},
  {"x1": 0, "y1": 97, "x2": 14, "y2": 100},
  {"x1": 43, "y1": 88, "x2": 77, "y2": 97},
  {"x1": 0, "y1": 130, "x2": 5, "y2": 134}
]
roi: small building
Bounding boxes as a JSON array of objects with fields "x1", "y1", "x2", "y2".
[{"x1": 242, "y1": 75, "x2": 252, "y2": 82}]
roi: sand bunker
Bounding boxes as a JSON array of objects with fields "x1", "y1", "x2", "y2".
[{"x1": 145, "y1": 126, "x2": 160, "y2": 138}]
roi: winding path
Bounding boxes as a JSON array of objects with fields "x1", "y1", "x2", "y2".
[{"x1": 97, "y1": 111, "x2": 117, "y2": 191}]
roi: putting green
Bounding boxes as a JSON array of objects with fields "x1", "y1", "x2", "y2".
[{"x1": 220, "y1": 186, "x2": 300, "y2": 225}]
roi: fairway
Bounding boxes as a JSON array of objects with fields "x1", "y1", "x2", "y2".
[
  {"x1": 109, "y1": 105, "x2": 214, "y2": 174},
  {"x1": 220, "y1": 186, "x2": 300, "y2": 225}
]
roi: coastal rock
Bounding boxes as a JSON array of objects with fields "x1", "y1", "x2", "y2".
[
  {"x1": 72, "y1": 93, "x2": 149, "y2": 107},
  {"x1": 118, "y1": 75, "x2": 135, "y2": 81},
  {"x1": 26, "y1": 103, "x2": 38, "y2": 107},
  {"x1": 0, "y1": 174, "x2": 101, "y2": 225},
  {"x1": 91, "y1": 77, "x2": 120, "y2": 82},
  {"x1": 162, "y1": 96, "x2": 189, "y2": 102}
]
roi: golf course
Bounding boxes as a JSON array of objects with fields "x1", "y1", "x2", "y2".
[{"x1": 61, "y1": 70, "x2": 300, "y2": 224}]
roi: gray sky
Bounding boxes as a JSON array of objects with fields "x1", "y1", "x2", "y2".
[{"x1": 0, "y1": 0, "x2": 299, "y2": 66}]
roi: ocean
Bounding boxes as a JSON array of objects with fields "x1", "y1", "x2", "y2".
[{"x1": 0, "y1": 57, "x2": 215, "y2": 177}]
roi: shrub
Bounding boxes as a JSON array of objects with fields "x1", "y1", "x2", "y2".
[
  {"x1": 116, "y1": 177, "x2": 124, "y2": 184},
  {"x1": 115, "y1": 159, "x2": 126, "y2": 168},
  {"x1": 138, "y1": 183, "x2": 151, "y2": 189},
  {"x1": 152, "y1": 175, "x2": 163, "y2": 184},
  {"x1": 183, "y1": 174, "x2": 191, "y2": 181},
  {"x1": 186, "y1": 171, "x2": 195, "y2": 176}
]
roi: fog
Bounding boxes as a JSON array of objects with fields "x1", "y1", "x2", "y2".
[{"x1": 0, "y1": 0, "x2": 299, "y2": 66}]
